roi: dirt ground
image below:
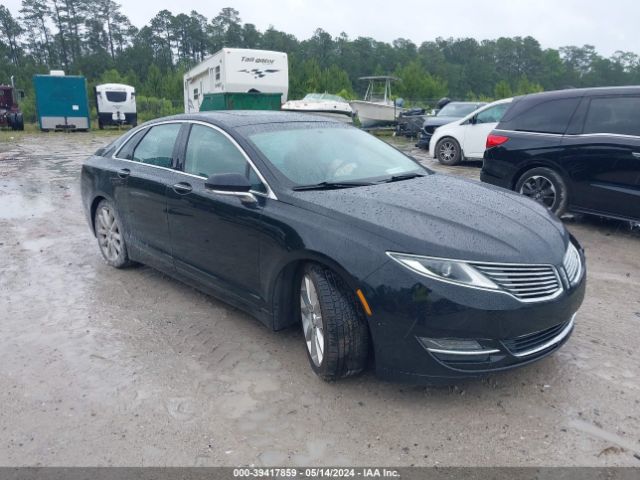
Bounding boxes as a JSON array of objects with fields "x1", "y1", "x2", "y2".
[{"x1": 0, "y1": 131, "x2": 639, "y2": 467}]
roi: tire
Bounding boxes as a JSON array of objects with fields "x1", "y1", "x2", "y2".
[
  {"x1": 15, "y1": 113, "x2": 24, "y2": 131},
  {"x1": 98, "y1": 120, "x2": 104, "y2": 130},
  {"x1": 435, "y1": 137, "x2": 463, "y2": 165},
  {"x1": 298, "y1": 264, "x2": 369, "y2": 381},
  {"x1": 94, "y1": 199, "x2": 133, "y2": 268},
  {"x1": 515, "y1": 167, "x2": 568, "y2": 216}
]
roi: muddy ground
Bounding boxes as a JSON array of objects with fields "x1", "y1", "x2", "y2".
[{"x1": 0, "y1": 131, "x2": 639, "y2": 467}]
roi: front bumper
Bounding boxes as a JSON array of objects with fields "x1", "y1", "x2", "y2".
[
  {"x1": 415, "y1": 131, "x2": 433, "y2": 149},
  {"x1": 361, "y1": 255, "x2": 586, "y2": 384}
]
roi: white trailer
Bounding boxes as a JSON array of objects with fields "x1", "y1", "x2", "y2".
[
  {"x1": 183, "y1": 48, "x2": 289, "y2": 113},
  {"x1": 95, "y1": 83, "x2": 137, "y2": 128}
]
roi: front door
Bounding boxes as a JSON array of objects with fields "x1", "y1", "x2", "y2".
[
  {"x1": 464, "y1": 103, "x2": 511, "y2": 158},
  {"x1": 167, "y1": 123, "x2": 267, "y2": 307}
]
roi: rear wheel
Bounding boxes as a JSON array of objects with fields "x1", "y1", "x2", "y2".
[
  {"x1": 94, "y1": 199, "x2": 133, "y2": 268},
  {"x1": 299, "y1": 264, "x2": 369, "y2": 381},
  {"x1": 515, "y1": 167, "x2": 568, "y2": 216},
  {"x1": 435, "y1": 137, "x2": 462, "y2": 165}
]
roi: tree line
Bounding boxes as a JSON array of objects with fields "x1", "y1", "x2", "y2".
[{"x1": 1, "y1": 2, "x2": 640, "y2": 121}]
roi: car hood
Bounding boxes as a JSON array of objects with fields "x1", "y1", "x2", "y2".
[{"x1": 289, "y1": 174, "x2": 568, "y2": 265}]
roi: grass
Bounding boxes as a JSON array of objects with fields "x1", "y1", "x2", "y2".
[{"x1": 0, "y1": 122, "x2": 125, "y2": 144}]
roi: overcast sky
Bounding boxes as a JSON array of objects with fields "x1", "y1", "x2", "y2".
[{"x1": 4, "y1": 0, "x2": 639, "y2": 57}]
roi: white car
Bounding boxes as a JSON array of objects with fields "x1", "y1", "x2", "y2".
[{"x1": 428, "y1": 98, "x2": 513, "y2": 165}]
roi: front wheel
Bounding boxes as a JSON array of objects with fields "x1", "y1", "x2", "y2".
[
  {"x1": 94, "y1": 199, "x2": 133, "y2": 268},
  {"x1": 435, "y1": 137, "x2": 462, "y2": 165},
  {"x1": 299, "y1": 264, "x2": 369, "y2": 381},
  {"x1": 515, "y1": 167, "x2": 568, "y2": 216}
]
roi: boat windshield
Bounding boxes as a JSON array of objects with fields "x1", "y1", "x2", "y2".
[
  {"x1": 303, "y1": 93, "x2": 347, "y2": 103},
  {"x1": 243, "y1": 123, "x2": 426, "y2": 187}
]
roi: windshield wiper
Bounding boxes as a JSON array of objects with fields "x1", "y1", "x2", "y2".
[
  {"x1": 380, "y1": 173, "x2": 426, "y2": 183},
  {"x1": 292, "y1": 181, "x2": 375, "y2": 191}
]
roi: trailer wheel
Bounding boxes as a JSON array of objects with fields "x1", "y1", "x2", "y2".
[
  {"x1": 14, "y1": 113, "x2": 24, "y2": 131},
  {"x1": 98, "y1": 120, "x2": 104, "y2": 130}
]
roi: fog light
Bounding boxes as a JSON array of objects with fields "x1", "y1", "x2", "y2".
[{"x1": 418, "y1": 337, "x2": 500, "y2": 355}]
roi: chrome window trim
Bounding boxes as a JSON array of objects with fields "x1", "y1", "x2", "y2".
[
  {"x1": 386, "y1": 251, "x2": 565, "y2": 304},
  {"x1": 510, "y1": 315, "x2": 575, "y2": 358},
  {"x1": 494, "y1": 128, "x2": 640, "y2": 140},
  {"x1": 112, "y1": 119, "x2": 278, "y2": 200}
]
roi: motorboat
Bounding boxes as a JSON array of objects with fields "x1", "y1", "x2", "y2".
[
  {"x1": 349, "y1": 76, "x2": 402, "y2": 128},
  {"x1": 281, "y1": 93, "x2": 353, "y2": 122}
]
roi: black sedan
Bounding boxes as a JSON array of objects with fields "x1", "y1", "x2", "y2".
[{"x1": 81, "y1": 112, "x2": 585, "y2": 384}]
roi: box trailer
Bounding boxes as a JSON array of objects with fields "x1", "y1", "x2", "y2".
[
  {"x1": 33, "y1": 72, "x2": 90, "y2": 131},
  {"x1": 184, "y1": 48, "x2": 288, "y2": 113},
  {"x1": 95, "y1": 83, "x2": 137, "y2": 128}
]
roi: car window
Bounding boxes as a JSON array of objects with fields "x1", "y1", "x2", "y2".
[
  {"x1": 117, "y1": 129, "x2": 146, "y2": 160},
  {"x1": 132, "y1": 123, "x2": 181, "y2": 167},
  {"x1": 184, "y1": 124, "x2": 251, "y2": 178},
  {"x1": 506, "y1": 98, "x2": 579, "y2": 134},
  {"x1": 246, "y1": 124, "x2": 424, "y2": 186},
  {"x1": 475, "y1": 103, "x2": 510, "y2": 124},
  {"x1": 583, "y1": 96, "x2": 640, "y2": 136}
]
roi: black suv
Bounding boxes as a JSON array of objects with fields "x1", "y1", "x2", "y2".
[{"x1": 481, "y1": 87, "x2": 640, "y2": 222}]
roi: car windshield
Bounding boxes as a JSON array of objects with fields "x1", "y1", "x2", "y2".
[
  {"x1": 438, "y1": 103, "x2": 481, "y2": 117},
  {"x1": 244, "y1": 124, "x2": 425, "y2": 186}
]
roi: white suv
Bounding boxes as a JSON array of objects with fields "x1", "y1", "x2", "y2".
[{"x1": 429, "y1": 98, "x2": 512, "y2": 165}]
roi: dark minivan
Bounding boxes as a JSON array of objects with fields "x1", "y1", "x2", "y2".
[{"x1": 481, "y1": 86, "x2": 640, "y2": 222}]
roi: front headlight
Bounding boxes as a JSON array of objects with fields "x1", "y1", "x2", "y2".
[{"x1": 386, "y1": 252, "x2": 499, "y2": 290}]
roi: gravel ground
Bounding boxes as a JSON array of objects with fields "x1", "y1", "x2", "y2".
[{"x1": 0, "y1": 131, "x2": 639, "y2": 467}]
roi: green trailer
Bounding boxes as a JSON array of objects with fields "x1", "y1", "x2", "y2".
[
  {"x1": 33, "y1": 74, "x2": 90, "y2": 131},
  {"x1": 199, "y1": 92, "x2": 282, "y2": 112}
]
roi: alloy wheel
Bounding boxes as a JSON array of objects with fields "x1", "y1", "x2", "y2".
[
  {"x1": 300, "y1": 274, "x2": 325, "y2": 367},
  {"x1": 96, "y1": 205, "x2": 123, "y2": 262},
  {"x1": 519, "y1": 175, "x2": 557, "y2": 209},
  {"x1": 438, "y1": 141, "x2": 457, "y2": 163}
]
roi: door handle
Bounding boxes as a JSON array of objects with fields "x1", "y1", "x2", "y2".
[
  {"x1": 172, "y1": 182, "x2": 192, "y2": 194},
  {"x1": 117, "y1": 168, "x2": 130, "y2": 179},
  {"x1": 632, "y1": 152, "x2": 640, "y2": 159}
]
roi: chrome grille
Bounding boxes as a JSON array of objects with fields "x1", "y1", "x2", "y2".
[
  {"x1": 471, "y1": 262, "x2": 561, "y2": 302},
  {"x1": 563, "y1": 243, "x2": 581, "y2": 285}
]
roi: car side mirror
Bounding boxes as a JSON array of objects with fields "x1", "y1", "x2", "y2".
[
  {"x1": 205, "y1": 173, "x2": 252, "y2": 192},
  {"x1": 205, "y1": 173, "x2": 257, "y2": 204}
]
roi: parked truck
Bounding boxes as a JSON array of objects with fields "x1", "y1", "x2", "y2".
[
  {"x1": 0, "y1": 76, "x2": 24, "y2": 131},
  {"x1": 33, "y1": 71, "x2": 90, "y2": 131},
  {"x1": 183, "y1": 48, "x2": 289, "y2": 113},
  {"x1": 95, "y1": 83, "x2": 137, "y2": 128}
]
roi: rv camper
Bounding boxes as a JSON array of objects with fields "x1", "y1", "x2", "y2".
[
  {"x1": 95, "y1": 83, "x2": 137, "y2": 128},
  {"x1": 184, "y1": 48, "x2": 289, "y2": 113},
  {"x1": 33, "y1": 71, "x2": 90, "y2": 131}
]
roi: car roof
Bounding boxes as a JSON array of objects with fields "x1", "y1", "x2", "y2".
[
  {"x1": 516, "y1": 85, "x2": 640, "y2": 102},
  {"x1": 145, "y1": 111, "x2": 342, "y2": 129}
]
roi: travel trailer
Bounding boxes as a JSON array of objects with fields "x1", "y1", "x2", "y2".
[
  {"x1": 95, "y1": 83, "x2": 137, "y2": 128},
  {"x1": 183, "y1": 48, "x2": 289, "y2": 113}
]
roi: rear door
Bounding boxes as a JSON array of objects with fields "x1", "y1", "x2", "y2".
[
  {"x1": 116, "y1": 122, "x2": 184, "y2": 270},
  {"x1": 464, "y1": 103, "x2": 511, "y2": 158},
  {"x1": 166, "y1": 122, "x2": 268, "y2": 307},
  {"x1": 561, "y1": 95, "x2": 640, "y2": 220}
]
